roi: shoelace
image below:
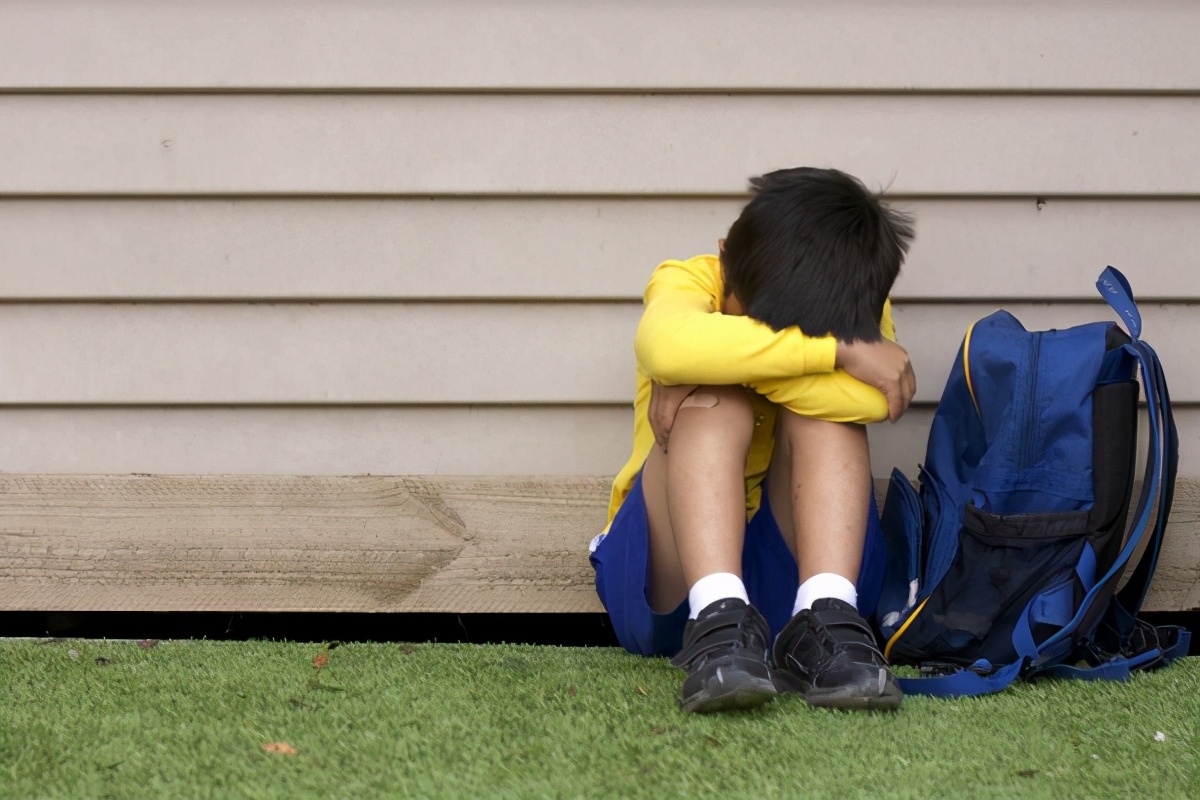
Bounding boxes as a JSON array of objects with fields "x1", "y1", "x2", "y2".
[
  {"x1": 810, "y1": 615, "x2": 886, "y2": 660},
  {"x1": 779, "y1": 607, "x2": 885, "y2": 663},
  {"x1": 671, "y1": 607, "x2": 768, "y2": 669}
]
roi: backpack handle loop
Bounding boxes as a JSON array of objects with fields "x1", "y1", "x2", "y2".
[{"x1": 1097, "y1": 266, "x2": 1142, "y2": 340}]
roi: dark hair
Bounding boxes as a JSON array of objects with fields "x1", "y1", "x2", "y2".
[{"x1": 720, "y1": 167, "x2": 914, "y2": 341}]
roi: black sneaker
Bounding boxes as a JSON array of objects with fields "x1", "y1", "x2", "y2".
[
  {"x1": 669, "y1": 598, "x2": 777, "y2": 713},
  {"x1": 771, "y1": 598, "x2": 902, "y2": 711}
]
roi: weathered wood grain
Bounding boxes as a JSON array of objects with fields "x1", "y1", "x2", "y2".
[
  {"x1": 0, "y1": 475, "x2": 608, "y2": 613},
  {"x1": 1, "y1": 475, "x2": 1195, "y2": 614}
]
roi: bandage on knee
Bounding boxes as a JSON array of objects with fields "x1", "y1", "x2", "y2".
[{"x1": 679, "y1": 393, "x2": 719, "y2": 409}]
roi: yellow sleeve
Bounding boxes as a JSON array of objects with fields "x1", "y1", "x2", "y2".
[
  {"x1": 634, "y1": 259, "x2": 838, "y2": 386},
  {"x1": 748, "y1": 301, "x2": 897, "y2": 424}
]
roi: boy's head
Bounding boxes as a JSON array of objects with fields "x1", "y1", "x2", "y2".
[{"x1": 720, "y1": 167, "x2": 914, "y2": 341}]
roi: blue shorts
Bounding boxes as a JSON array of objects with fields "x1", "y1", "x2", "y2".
[{"x1": 590, "y1": 472, "x2": 885, "y2": 657}]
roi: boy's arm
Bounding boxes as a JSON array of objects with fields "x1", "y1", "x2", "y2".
[
  {"x1": 634, "y1": 260, "x2": 838, "y2": 386},
  {"x1": 749, "y1": 304, "x2": 915, "y2": 423},
  {"x1": 751, "y1": 372, "x2": 889, "y2": 424}
]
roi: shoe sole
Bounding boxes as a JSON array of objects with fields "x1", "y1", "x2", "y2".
[
  {"x1": 680, "y1": 657, "x2": 777, "y2": 714},
  {"x1": 774, "y1": 669, "x2": 903, "y2": 712},
  {"x1": 804, "y1": 687, "x2": 903, "y2": 711}
]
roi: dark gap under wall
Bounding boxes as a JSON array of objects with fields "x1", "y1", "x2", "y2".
[
  {"x1": 0, "y1": 612, "x2": 622, "y2": 648},
  {"x1": 2, "y1": 611, "x2": 1196, "y2": 655}
]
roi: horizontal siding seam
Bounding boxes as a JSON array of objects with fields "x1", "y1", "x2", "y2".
[
  {"x1": 4, "y1": 402, "x2": 1198, "y2": 410},
  {"x1": 4, "y1": 88, "x2": 1200, "y2": 97},
  {"x1": 1, "y1": 299, "x2": 1196, "y2": 306},
  {"x1": 5, "y1": 193, "x2": 1200, "y2": 202}
]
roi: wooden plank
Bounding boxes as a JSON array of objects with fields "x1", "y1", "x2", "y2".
[
  {"x1": 3, "y1": 95, "x2": 1200, "y2": 196},
  {"x1": 5, "y1": 405, "x2": 1200, "y2": 481},
  {"x1": 3, "y1": 198, "x2": 1198, "y2": 301},
  {"x1": 1147, "y1": 479, "x2": 1200, "y2": 612},
  {"x1": 0, "y1": 475, "x2": 611, "y2": 614},
  {"x1": 2, "y1": 1, "x2": 1197, "y2": 91},
  {"x1": 0, "y1": 475, "x2": 1194, "y2": 613},
  {"x1": 1, "y1": 302, "x2": 1197, "y2": 404}
]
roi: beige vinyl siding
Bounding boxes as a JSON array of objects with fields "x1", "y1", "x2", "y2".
[
  {"x1": 2, "y1": 302, "x2": 1199, "y2": 405},
  {"x1": 0, "y1": 408, "x2": 637, "y2": 479},
  {"x1": 1, "y1": 0, "x2": 1197, "y2": 489},
  {"x1": 4, "y1": 95, "x2": 1200, "y2": 195},
  {"x1": 4, "y1": 407, "x2": 1199, "y2": 482},
  {"x1": 2, "y1": 1, "x2": 1198, "y2": 91},
  {"x1": 3, "y1": 199, "x2": 1199, "y2": 301}
]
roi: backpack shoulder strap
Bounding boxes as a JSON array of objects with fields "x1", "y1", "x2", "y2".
[
  {"x1": 1035, "y1": 268, "x2": 1177, "y2": 652},
  {"x1": 895, "y1": 596, "x2": 1041, "y2": 697},
  {"x1": 1021, "y1": 269, "x2": 1174, "y2": 657},
  {"x1": 1115, "y1": 326, "x2": 1179, "y2": 611}
]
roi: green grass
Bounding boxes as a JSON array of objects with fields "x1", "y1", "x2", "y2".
[{"x1": 1, "y1": 641, "x2": 1196, "y2": 799}]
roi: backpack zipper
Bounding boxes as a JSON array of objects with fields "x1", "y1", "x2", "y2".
[
  {"x1": 1020, "y1": 332, "x2": 1043, "y2": 470},
  {"x1": 883, "y1": 597, "x2": 930, "y2": 661}
]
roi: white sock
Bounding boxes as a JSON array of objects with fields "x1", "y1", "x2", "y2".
[
  {"x1": 793, "y1": 573, "x2": 858, "y2": 616},
  {"x1": 687, "y1": 572, "x2": 749, "y2": 619}
]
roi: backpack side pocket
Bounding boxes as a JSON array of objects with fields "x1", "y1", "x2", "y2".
[
  {"x1": 888, "y1": 505, "x2": 1091, "y2": 667},
  {"x1": 877, "y1": 469, "x2": 923, "y2": 640}
]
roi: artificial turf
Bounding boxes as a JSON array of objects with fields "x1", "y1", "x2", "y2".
[{"x1": 1, "y1": 641, "x2": 1196, "y2": 799}]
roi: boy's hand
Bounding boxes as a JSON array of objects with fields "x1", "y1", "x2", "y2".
[
  {"x1": 649, "y1": 381, "x2": 699, "y2": 451},
  {"x1": 835, "y1": 339, "x2": 916, "y2": 423}
]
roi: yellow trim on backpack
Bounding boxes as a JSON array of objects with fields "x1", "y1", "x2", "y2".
[
  {"x1": 962, "y1": 322, "x2": 982, "y2": 418},
  {"x1": 881, "y1": 322, "x2": 976, "y2": 662},
  {"x1": 884, "y1": 597, "x2": 930, "y2": 662}
]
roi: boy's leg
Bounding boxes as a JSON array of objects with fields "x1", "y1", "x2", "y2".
[
  {"x1": 766, "y1": 411, "x2": 870, "y2": 592},
  {"x1": 640, "y1": 385, "x2": 776, "y2": 712},
  {"x1": 766, "y1": 409, "x2": 902, "y2": 710},
  {"x1": 641, "y1": 385, "x2": 753, "y2": 612}
]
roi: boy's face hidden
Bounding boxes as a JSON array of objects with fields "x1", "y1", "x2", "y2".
[
  {"x1": 717, "y1": 237, "x2": 746, "y2": 316},
  {"x1": 722, "y1": 292, "x2": 746, "y2": 316}
]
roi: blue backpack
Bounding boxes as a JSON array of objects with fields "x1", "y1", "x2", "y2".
[{"x1": 876, "y1": 267, "x2": 1190, "y2": 697}]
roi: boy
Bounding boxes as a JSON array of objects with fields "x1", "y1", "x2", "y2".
[{"x1": 589, "y1": 168, "x2": 916, "y2": 713}]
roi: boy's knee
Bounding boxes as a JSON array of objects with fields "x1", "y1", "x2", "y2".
[
  {"x1": 776, "y1": 407, "x2": 866, "y2": 445},
  {"x1": 677, "y1": 385, "x2": 754, "y2": 419},
  {"x1": 670, "y1": 386, "x2": 757, "y2": 447},
  {"x1": 776, "y1": 407, "x2": 822, "y2": 434}
]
